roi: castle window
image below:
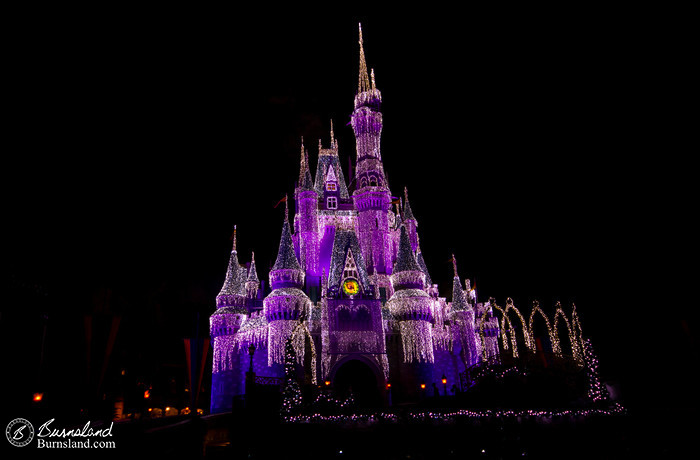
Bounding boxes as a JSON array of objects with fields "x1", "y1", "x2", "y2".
[
  {"x1": 326, "y1": 182, "x2": 337, "y2": 191},
  {"x1": 369, "y1": 175, "x2": 377, "y2": 186},
  {"x1": 356, "y1": 306, "x2": 371, "y2": 330},
  {"x1": 327, "y1": 196, "x2": 338, "y2": 209}
]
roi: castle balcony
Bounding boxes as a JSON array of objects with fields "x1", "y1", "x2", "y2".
[
  {"x1": 269, "y1": 268, "x2": 305, "y2": 289},
  {"x1": 215, "y1": 293, "x2": 247, "y2": 310},
  {"x1": 353, "y1": 189, "x2": 391, "y2": 211},
  {"x1": 263, "y1": 287, "x2": 310, "y2": 323},
  {"x1": 386, "y1": 289, "x2": 434, "y2": 324},
  {"x1": 209, "y1": 309, "x2": 246, "y2": 339},
  {"x1": 353, "y1": 90, "x2": 382, "y2": 112}
]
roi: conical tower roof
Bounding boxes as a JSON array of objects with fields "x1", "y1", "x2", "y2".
[
  {"x1": 297, "y1": 137, "x2": 315, "y2": 192},
  {"x1": 215, "y1": 225, "x2": 248, "y2": 312},
  {"x1": 394, "y1": 225, "x2": 421, "y2": 273},
  {"x1": 218, "y1": 250, "x2": 244, "y2": 297},
  {"x1": 272, "y1": 201, "x2": 302, "y2": 271},
  {"x1": 416, "y1": 248, "x2": 432, "y2": 286},
  {"x1": 314, "y1": 122, "x2": 350, "y2": 199},
  {"x1": 390, "y1": 225, "x2": 427, "y2": 292},
  {"x1": 403, "y1": 187, "x2": 416, "y2": 222},
  {"x1": 247, "y1": 251, "x2": 259, "y2": 282}
]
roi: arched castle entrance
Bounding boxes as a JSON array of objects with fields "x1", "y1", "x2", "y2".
[{"x1": 330, "y1": 356, "x2": 384, "y2": 408}]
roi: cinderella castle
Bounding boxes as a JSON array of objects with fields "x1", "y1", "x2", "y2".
[{"x1": 208, "y1": 25, "x2": 587, "y2": 414}]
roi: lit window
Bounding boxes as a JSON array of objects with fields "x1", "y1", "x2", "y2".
[
  {"x1": 327, "y1": 196, "x2": 338, "y2": 209},
  {"x1": 326, "y1": 182, "x2": 337, "y2": 191}
]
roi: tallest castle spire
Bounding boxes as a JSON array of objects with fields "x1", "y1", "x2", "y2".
[
  {"x1": 351, "y1": 23, "x2": 392, "y2": 276},
  {"x1": 357, "y1": 23, "x2": 371, "y2": 94},
  {"x1": 354, "y1": 23, "x2": 382, "y2": 111}
]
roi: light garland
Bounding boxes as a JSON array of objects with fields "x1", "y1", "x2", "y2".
[
  {"x1": 281, "y1": 339, "x2": 303, "y2": 415},
  {"x1": 234, "y1": 312, "x2": 268, "y2": 351},
  {"x1": 283, "y1": 403, "x2": 626, "y2": 424},
  {"x1": 582, "y1": 338, "x2": 609, "y2": 402},
  {"x1": 211, "y1": 335, "x2": 239, "y2": 374},
  {"x1": 399, "y1": 320, "x2": 435, "y2": 363}
]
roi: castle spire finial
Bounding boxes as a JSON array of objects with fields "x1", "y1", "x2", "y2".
[
  {"x1": 358, "y1": 22, "x2": 371, "y2": 94},
  {"x1": 452, "y1": 254, "x2": 458, "y2": 278},
  {"x1": 232, "y1": 224, "x2": 237, "y2": 252},
  {"x1": 330, "y1": 119, "x2": 335, "y2": 145},
  {"x1": 298, "y1": 136, "x2": 306, "y2": 182},
  {"x1": 284, "y1": 194, "x2": 289, "y2": 222}
]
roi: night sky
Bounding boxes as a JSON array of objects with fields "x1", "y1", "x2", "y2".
[{"x1": 4, "y1": 8, "x2": 695, "y2": 418}]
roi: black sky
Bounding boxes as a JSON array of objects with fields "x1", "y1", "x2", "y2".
[{"x1": 4, "y1": 8, "x2": 695, "y2": 413}]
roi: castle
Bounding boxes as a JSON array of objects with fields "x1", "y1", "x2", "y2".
[{"x1": 209, "y1": 24, "x2": 505, "y2": 413}]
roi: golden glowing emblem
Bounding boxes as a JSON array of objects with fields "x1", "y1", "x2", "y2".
[{"x1": 342, "y1": 279, "x2": 359, "y2": 296}]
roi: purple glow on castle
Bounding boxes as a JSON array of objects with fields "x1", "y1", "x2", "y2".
[{"x1": 208, "y1": 24, "x2": 586, "y2": 414}]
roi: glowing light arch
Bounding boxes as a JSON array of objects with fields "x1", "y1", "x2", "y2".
[
  {"x1": 553, "y1": 302, "x2": 583, "y2": 363},
  {"x1": 491, "y1": 300, "x2": 521, "y2": 358},
  {"x1": 528, "y1": 300, "x2": 560, "y2": 354}
]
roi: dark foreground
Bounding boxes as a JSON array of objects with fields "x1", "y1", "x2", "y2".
[
  {"x1": 4, "y1": 405, "x2": 691, "y2": 459},
  {"x1": 53, "y1": 406, "x2": 685, "y2": 460}
]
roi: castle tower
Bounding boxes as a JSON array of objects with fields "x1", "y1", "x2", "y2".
[
  {"x1": 351, "y1": 24, "x2": 393, "y2": 279},
  {"x1": 387, "y1": 226, "x2": 434, "y2": 364},
  {"x1": 245, "y1": 251, "x2": 260, "y2": 300},
  {"x1": 294, "y1": 138, "x2": 321, "y2": 295},
  {"x1": 448, "y1": 255, "x2": 481, "y2": 367},
  {"x1": 264, "y1": 201, "x2": 311, "y2": 367},
  {"x1": 315, "y1": 122, "x2": 355, "y2": 290},
  {"x1": 210, "y1": 225, "x2": 248, "y2": 412},
  {"x1": 314, "y1": 121, "x2": 350, "y2": 203}
]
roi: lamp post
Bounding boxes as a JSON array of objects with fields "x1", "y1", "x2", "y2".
[
  {"x1": 442, "y1": 374, "x2": 447, "y2": 396},
  {"x1": 248, "y1": 344, "x2": 256, "y2": 373},
  {"x1": 245, "y1": 344, "x2": 256, "y2": 408}
]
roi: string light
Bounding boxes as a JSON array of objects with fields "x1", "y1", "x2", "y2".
[
  {"x1": 528, "y1": 301, "x2": 558, "y2": 354},
  {"x1": 283, "y1": 403, "x2": 626, "y2": 424}
]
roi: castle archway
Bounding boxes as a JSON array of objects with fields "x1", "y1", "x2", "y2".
[{"x1": 330, "y1": 356, "x2": 383, "y2": 408}]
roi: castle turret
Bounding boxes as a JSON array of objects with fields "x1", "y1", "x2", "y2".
[
  {"x1": 351, "y1": 24, "x2": 393, "y2": 278},
  {"x1": 210, "y1": 225, "x2": 248, "y2": 412},
  {"x1": 264, "y1": 202, "x2": 311, "y2": 366},
  {"x1": 245, "y1": 251, "x2": 260, "y2": 300},
  {"x1": 314, "y1": 121, "x2": 350, "y2": 202},
  {"x1": 448, "y1": 255, "x2": 481, "y2": 367},
  {"x1": 295, "y1": 138, "x2": 321, "y2": 289},
  {"x1": 386, "y1": 225, "x2": 434, "y2": 363}
]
